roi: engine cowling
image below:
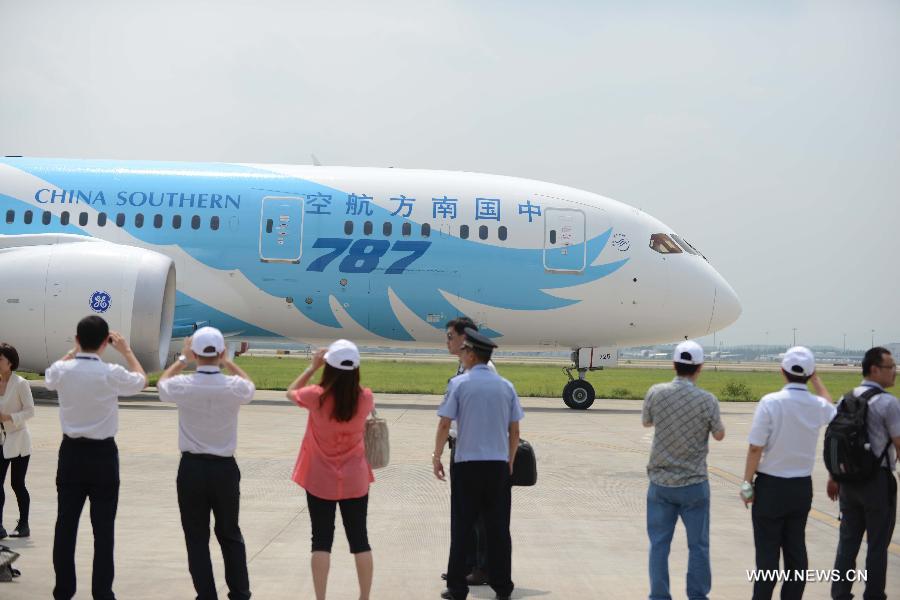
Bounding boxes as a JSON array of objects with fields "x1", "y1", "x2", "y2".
[{"x1": 0, "y1": 235, "x2": 175, "y2": 372}]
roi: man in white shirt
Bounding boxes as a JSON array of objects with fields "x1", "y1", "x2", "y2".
[
  {"x1": 158, "y1": 327, "x2": 255, "y2": 600},
  {"x1": 742, "y1": 346, "x2": 835, "y2": 600},
  {"x1": 44, "y1": 315, "x2": 147, "y2": 600}
]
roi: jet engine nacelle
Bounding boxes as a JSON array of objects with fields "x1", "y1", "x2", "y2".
[{"x1": 0, "y1": 235, "x2": 176, "y2": 372}]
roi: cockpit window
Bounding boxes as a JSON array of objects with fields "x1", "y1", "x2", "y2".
[
  {"x1": 682, "y1": 237, "x2": 707, "y2": 261},
  {"x1": 649, "y1": 233, "x2": 682, "y2": 254},
  {"x1": 669, "y1": 234, "x2": 698, "y2": 255}
]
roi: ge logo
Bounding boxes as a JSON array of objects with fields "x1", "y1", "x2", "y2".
[
  {"x1": 90, "y1": 291, "x2": 111, "y2": 313},
  {"x1": 611, "y1": 233, "x2": 630, "y2": 252}
]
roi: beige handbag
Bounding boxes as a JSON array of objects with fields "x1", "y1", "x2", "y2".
[{"x1": 364, "y1": 408, "x2": 389, "y2": 469}]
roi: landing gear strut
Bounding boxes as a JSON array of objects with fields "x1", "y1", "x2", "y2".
[{"x1": 562, "y1": 347, "x2": 610, "y2": 409}]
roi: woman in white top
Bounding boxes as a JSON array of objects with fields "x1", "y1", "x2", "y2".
[{"x1": 0, "y1": 343, "x2": 34, "y2": 539}]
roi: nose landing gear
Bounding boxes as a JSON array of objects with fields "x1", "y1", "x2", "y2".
[{"x1": 562, "y1": 347, "x2": 616, "y2": 409}]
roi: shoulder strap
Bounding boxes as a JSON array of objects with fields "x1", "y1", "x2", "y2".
[
  {"x1": 841, "y1": 387, "x2": 882, "y2": 413},
  {"x1": 859, "y1": 386, "x2": 884, "y2": 401}
]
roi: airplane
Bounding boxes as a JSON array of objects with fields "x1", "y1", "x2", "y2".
[{"x1": 0, "y1": 156, "x2": 741, "y2": 409}]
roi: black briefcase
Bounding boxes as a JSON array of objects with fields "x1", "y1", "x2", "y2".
[{"x1": 510, "y1": 439, "x2": 537, "y2": 486}]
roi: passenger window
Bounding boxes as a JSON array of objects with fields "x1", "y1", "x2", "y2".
[
  {"x1": 498, "y1": 226, "x2": 508, "y2": 241},
  {"x1": 191, "y1": 215, "x2": 201, "y2": 230},
  {"x1": 210, "y1": 215, "x2": 220, "y2": 231},
  {"x1": 24, "y1": 210, "x2": 33, "y2": 225},
  {"x1": 401, "y1": 222, "x2": 411, "y2": 237},
  {"x1": 363, "y1": 221, "x2": 373, "y2": 235},
  {"x1": 134, "y1": 213, "x2": 144, "y2": 228},
  {"x1": 97, "y1": 212, "x2": 107, "y2": 227},
  {"x1": 649, "y1": 233, "x2": 682, "y2": 254},
  {"x1": 153, "y1": 214, "x2": 163, "y2": 229},
  {"x1": 115, "y1": 213, "x2": 126, "y2": 227},
  {"x1": 42, "y1": 211, "x2": 52, "y2": 225},
  {"x1": 172, "y1": 215, "x2": 182, "y2": 229},
  {"x1": 60, "y1": 211, "x2": 70, "y2": 226},
  {"x1": 5, "y1": 210, "x2": 13, "y2": 224},
  {"x1": 478, "y1": 225, "x2": 488, "y2": 240},
  {"x1": 383, "y1": 222, "x2": 392, "y2": 236},
  {"x1": 421, "y1": 223, "x2": 431, "y2": 237},
  {"x1": 459, "y1": 224, "x2": 469, "y2": 239},
  {"x1": 670, "y1": 234, "x2": 697, "y2": 255},
  {"x1": 344, "y1": 221, "x2": 353, "y2": 235},
  {"x1": 78, "y1": 212, "x2": 88, "y2": 226}
]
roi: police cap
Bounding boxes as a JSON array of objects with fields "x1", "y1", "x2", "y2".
[{"x1": 462, "y1": 327, "x2": 498, "y2": 352}]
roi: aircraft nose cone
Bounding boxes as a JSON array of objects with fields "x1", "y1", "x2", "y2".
[{"x1": 710, "y1": 276, "x2": 741, "y2": 332}]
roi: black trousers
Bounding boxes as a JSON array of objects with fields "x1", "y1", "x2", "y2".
[
  {"x1": 447, "y1": 461, "x2": 513, "y2": 600},
  {"x1": 449, "y1": 442, "x2": 488, "y2": 573},
  {"x1": 0, "y1": 450, "x2": 30, "y2": 526},
  {"x1": 751, "y1": 473, "x2": 812, "y2": 600},
  {"x1": 53, "y1": 436, "x2": 119, "y2": 600},
  {"x1": 305, "y1": 491, "x2": 370, "y2": 553},
  {"x1": 177, "y1": 453, "x2": 251, "y2": 600},
  {"x1": 832, "y1": 468, "x2": 897, "y2": 600}
]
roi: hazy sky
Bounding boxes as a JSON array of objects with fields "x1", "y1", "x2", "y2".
[{"x1": 2, "y1": 1, "x2": 898, "y2": 349}]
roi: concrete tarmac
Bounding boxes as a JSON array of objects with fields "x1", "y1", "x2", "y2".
[{"x1": 2, "y1": 386, "x2": 898, "y2": 599}]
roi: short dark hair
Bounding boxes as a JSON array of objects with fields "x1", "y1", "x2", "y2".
[
  {"x1": 674, "y1": 362, "x2": 700, "y2": 376},
  {"x1": 0, "y1": 343, "x2": 20, "y2": 371},
  {"x1": 467, "y1": 346, "x2": 492, "y2": 364},
  {"x1": 862, "y1": 347, "x2": 891, "y2": 376},
  {"x1": 77, "y1": 315, "x2": 110, "y2": 351},
  {"x1": 782, "y1": 369, "x2": 811, "y2": 384},
  {"x1": 446, "y1": 317, "x2": 477, "y2": 335}
]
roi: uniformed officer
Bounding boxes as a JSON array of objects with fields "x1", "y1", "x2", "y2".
[
  {"x1": 432, "y1": 328, "x2": 523, "y2": 600},
  {"x1": 45, "y1": 315, "x2": 147, "y2": 600},
  {"x1": 157, "y1": 327, "x2": 255, "y2": 600},
  {"x1": 442, "y1": 317, "x2": 495, "y2": 589}
]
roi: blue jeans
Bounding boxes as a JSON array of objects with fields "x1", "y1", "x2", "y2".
[{"x1": 647, "y1": 480, "x2": 711, "y2": 600}]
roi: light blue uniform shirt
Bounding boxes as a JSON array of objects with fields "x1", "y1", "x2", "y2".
[{"x1": 438, "y1": 364, "x2": 524, "y2": 463}]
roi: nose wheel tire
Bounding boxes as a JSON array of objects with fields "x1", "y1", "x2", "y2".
[{"x1": 563, "y1": 379, "x2": 595, "y2": 409}]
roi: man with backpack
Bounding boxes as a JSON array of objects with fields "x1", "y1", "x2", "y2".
[
  {"x1": 740, "y1": 346, "x2": 835, "y2": 600},
  {"x1": 826, "y1": 347, "x2": 900, "y2": 600}
]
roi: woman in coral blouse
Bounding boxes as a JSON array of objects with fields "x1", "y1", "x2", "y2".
[{"x1": 287, "y1": 339, "x2": 375, "y2": 600}]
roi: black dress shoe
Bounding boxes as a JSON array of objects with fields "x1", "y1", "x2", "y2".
[
  {"x1": 9, "y1": 522, "x2": 29, "y2": 538},
  {"x1": 440, "y1": 589, "x2": 454, "y2": 600},
  {"x1": 0, "y1": 526, "x2": 7, "y2": 539}
]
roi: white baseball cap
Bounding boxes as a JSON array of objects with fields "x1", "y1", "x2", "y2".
[
  {"x1": 673, "y1": 340, "x2": 704, "y2": 365},
  {"x1": 324, "y1": 339, "x2": 360, "y2": 370},
  {"x1": 191, "y1": 326, "x2": 226, "y2": 357},
  {"x1": 782, "y1": 346, "x2": 815, "y2": 377}
]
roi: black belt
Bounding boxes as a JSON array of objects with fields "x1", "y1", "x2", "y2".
[
  {"x1": 182, "y1": 451, "x2": 233, "y2": 461},
  {"x1": 63, "y1": 434, "x2": 115, "y2": 444}
]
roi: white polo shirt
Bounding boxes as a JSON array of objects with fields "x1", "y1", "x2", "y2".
[
  {"x1": 44, "y1": 353, "x2": 147, "y2": 440},
  {"x1": 749, "y1": 383, "x2": 837, "y2": 478},
  {"x1": 157, "y1": 366, "x2": 255, "y2": 457}
]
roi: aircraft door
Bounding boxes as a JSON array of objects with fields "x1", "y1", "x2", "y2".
[
  {"x1": 259, "y1": 196, "x2": 304, "y2": 263},
  {"x1": 543, "y1": 208, "x2": 586, "y2": 272}
]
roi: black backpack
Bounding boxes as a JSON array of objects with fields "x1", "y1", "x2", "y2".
[{"x1": 824, "y1": 387, "x2": 891, "y2": 482}]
